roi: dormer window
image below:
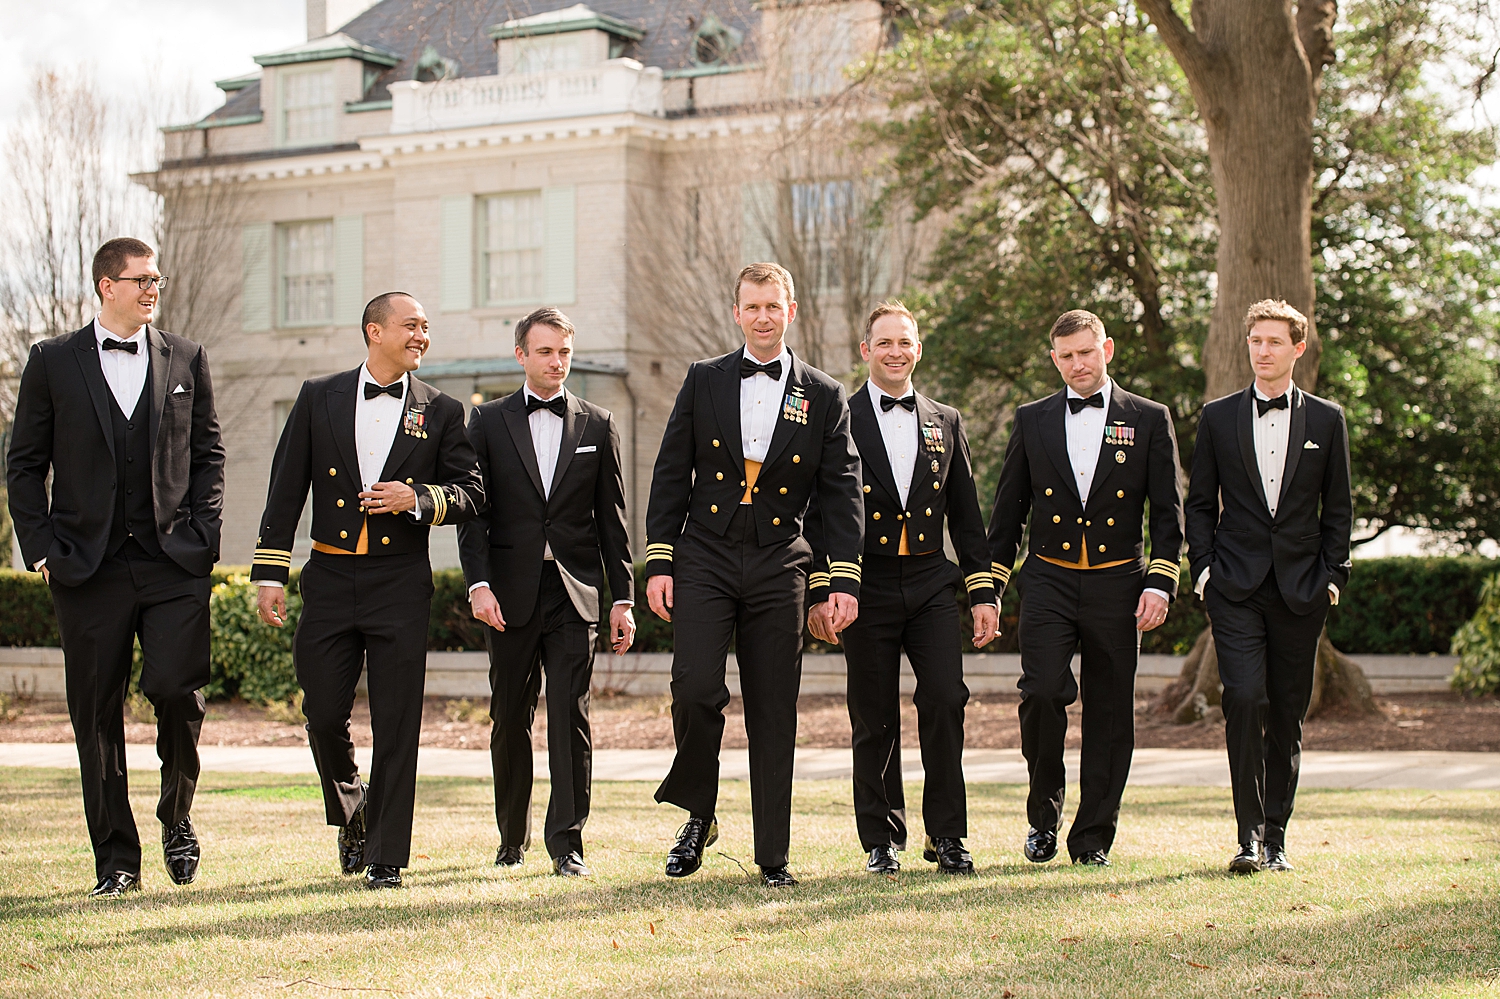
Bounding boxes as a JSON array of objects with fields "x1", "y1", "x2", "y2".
[
  {"x1": 282, "y1": 69, "x2": 336, "y2": 145},
  {"x1": 490, "y1": 5, "x2": 644, "y2": 76},
  {"x1": 691, "y1": 12, "x2": 742, "y2": 68}
]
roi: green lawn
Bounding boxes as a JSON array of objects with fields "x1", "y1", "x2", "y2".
[{"x1": 0, "y1": 768, "x2": 1497, "y2": 998}]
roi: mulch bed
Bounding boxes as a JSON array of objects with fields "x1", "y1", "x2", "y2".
[{"x1": 3, "y1": 692, "x2": 1498, "y2": 754}]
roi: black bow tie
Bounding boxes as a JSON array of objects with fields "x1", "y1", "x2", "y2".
[
  {"x1": 1067, "y1": 392, "x2": 1104, "y2": 414},
  {"x1": 364, "y1": 380, "x2": 404, "y2": 400},
  {"x1": 526, "y1": 394, "x2": 567, "y2": 417},
  {"x1": 880, "y1": 394, "x2": 917, "y2": 413},
  {"x1": 740, "y1": 356, "x2": 782, "y2": 380},
  {"x1": 102, "y1": 338, "x2": 138, "y2": 354},
  {"x1": 1256, "y1": 393, "x2": 1290, "y2": 416}
]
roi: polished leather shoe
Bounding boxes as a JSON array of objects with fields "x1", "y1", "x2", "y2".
[
  {"x1": 553, "y1": 852, "x2": 590, "y2": 877},
  {"x1": 1229, "y1": 842, "x2": 1263, "y2": 874},
  {"x1": 162, "y1": 816, "x2": 200, "y2": 885},
  {"x1": 1024, "y1": 827, "x2": 1059, "y2": 864},
  {"x1": 495, "y1": 845, "x2": 525, "y2": 868},
  {"x1": 923, "y1": 836, "x2": 975, "y2": 875},
  {"x1": 866, "y1": 845, "x2": 900, "y2": 874},
  {"x1": 1073, "y1": 850, "x2": 1110, "y2": 867},
  {"x1": 1263, "y1": 843, "x2": 1293, "y2": 872},
  {"x1": 338, "y1": 783, "x2": 369, "y2": 875},
  {"x1": 759, "y1": 865, "x2": 799, "y2": 887},
  {"x1": 365, "y1": 864, "x2": 402, "y2": 889},
  {"x1": 665, "y1": 816, "x2": 718, "y2": 878},
  {"x1": 89, "y1": 871, "x2": 141, "y2": 899}
]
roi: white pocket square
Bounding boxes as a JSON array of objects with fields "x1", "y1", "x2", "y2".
[
  {"x1": 172, "y1": 384, "x2": 188, "y2": 394},
  {"x1": 575, "y1": 445, "x2": 597, "y2": 454},
  {"x1": 1303, "y1": 440, "x2": 1319, "y2": 449}
]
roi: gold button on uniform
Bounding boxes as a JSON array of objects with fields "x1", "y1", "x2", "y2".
[
  {"x1": 1062, "y1": 542, "x2": 1071, "y2": 551},
  {"x1": 863, "y1": 485, "x2": 871, "y2": 493},
  {"x1": 405, "y1": 478, "x2": 413, "y2": 485},
  {"x1": 711, "y1": 505, "x2": 718, "y2": 513},
  {"x1": 1107, "y1": 518, "x2": 1115, "y2": 526},
  {"x1": 713, "y1": 439, "x2": 720, "y2": 447},
  {"x1": 1099, "y1": 545, "x2": 1106, "y2": 553},
  {"x1": 879, "y1": 536, "x2": 888, "y2": 545},
  {"x1": 337, "y1": 499, "x2": 345, "y2": 508},
  {"x1": 329, "y1": 467, "x2": 337, "y2": 476},
  {"x1": 1086, "y1": 520, "x2": 1092, "y2": 527},
  {"x1": 772, "y1": 518, "x2": 781, "y2": 526},
  {"x1": 895, "y1": 514, "x2": 902, "y2": 521},
  {"x1": 382, "y1": 537, "x2": 390, "y2": 545},
  {"x1": 1117, "y1": 490, "x2": 1125, "y2": 498},
  {"x1": 873, "y1": 512, "x2": 881, "y2": 520},
  {"x1": 1052, "y1": 515, "x2": 1061, "y2": 523},
  {"x1": 932, "y1": 481, "x2": 940, "y2": 490},
  {"x1": 918, "y1": 534, "x2": 925, "y2": 541},
  {"x1": 740, "y1": 480, "x2": 746, "y2": 487},
  {"x1": 752, "y1": 487, "x2": 759, "y2": 494},
  {"x1": 340, "y1": 530, "x2": 348, "y2": 539},
  {"x1": 792, "y1": 455, "x2": 801, "y2": 463},
  {"x1": 716, "y1": 472, "x2": 724, "y2": 480},
  {"x1": 925, "y1": 508, "x2": 932, "y2": 516},
  {"x1": 1045, "y1": 488, "x2": 1053, "y2": 496},
  {"x1": 1077, "y1": 518, "x2": 1084, "y2": 524},
  {"x1": 779, "y1": 487, "x2": 787, "y2": 495}
]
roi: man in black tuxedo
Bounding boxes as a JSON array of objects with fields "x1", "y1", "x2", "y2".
[
  {"x1": 807, "y1": 301, "x2": 998, "y2": 876},
  {"x1": 1185, "y1": 299, "x2": 1352, "y2": 874},
  {"x1": 458, "y1": 307, "x2": 635, "y2": 878},
  {"x1": 645, "y1": 262, "x2": 863, "y2": 887},
  {"x1": 988, "y1": 310, "x2": 1184, "y2": 867},
  {"x1": 252, "y1": 292, "x2": 484, "y2": 889},
  {"x1": 7, "y1": 237, "x2": 225, "y2": 898}
]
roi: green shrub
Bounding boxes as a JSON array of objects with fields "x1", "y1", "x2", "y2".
[
  {"x1": 1329, "y1": 557, "x2": 1495, "y2": 654},
  {"x1": 208, "y1": 574, "x2": 303, "y2": 703},
  {"x1": 1451, "y1": 572, "x2": 1500, "y2": 697},
  {"x1": 0, "y1": 570, "x2": 60, "y2": 646}
]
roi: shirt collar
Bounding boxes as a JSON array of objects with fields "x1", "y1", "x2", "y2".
[
  {"x1": 359, "y1": 364, "x2": 408, "y2": 396},
  {"x1": 1254, "y1": 382, "x2": 1295, "y2": 403},
  {"x1": 1065, "y1": 378, "x2": 1112, "y2": 408},
  {"x1": 94, "y1": 317, "x2": 146, "y2": 345},
  {"x1": 524, "y1": 384, "x2": 566, "y2": 404}
]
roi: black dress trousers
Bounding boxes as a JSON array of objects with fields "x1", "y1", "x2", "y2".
[
  {"x1": 1205, "y1": 569, "x2": 1328, "y2": 847},
  {"x1": 840, "y1": 552, "x2": 969, "y2": 851},
  {"x1": 655, "y1": 506, "x2": 811, "y2": 868},
  {"x1": 49, "y1": 542, "x2": 210, "y2": 880},
  {"x1": 294, "y1": 549, "x2": 433, "y2": 869},
  {"x1": 487, "y1": 561, "x2": 597, "y2": 860},
  {"x1": 1015, "y1": 554, "x2": 1144, "y2": 859}
]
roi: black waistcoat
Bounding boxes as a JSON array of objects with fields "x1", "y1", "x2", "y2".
[{"x1": 106, "y1": 383, "x2": 160, "y2": 557}]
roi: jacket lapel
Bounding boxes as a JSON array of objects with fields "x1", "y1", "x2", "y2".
[
  {"x1": 146, "y1": 326, "x2": 171, "y2": 454},
  {"x1": 501, "y1": 388, "x2": 547, "y2": 499},
  {"x1": 1236, "y1": 387, "x2": 1271, "y2": 513},
  {"x1": 548, "y1": 391, "x2": 590, "y2": 497},
  {"x1": 378, "y1": 377, "x2": 430, "y2": 481},
  {"x1": 1038, "y1": 391, "x2": 1078, "y2": 502},
  {"x1": 914, "y1": 392, "x2": 947, "y2": 495},
  {"x1": 850, "y1": 386, "x2": 900, "y2": 503},
  {"x1": 761, "y1": 350, "x2": 810, "y2": 469},
  {"x1": 1085, "y1": 383, "x2": 1136, "y2": 506},
  {"x1": 326, "y1": 368, "x2": 362, "y2": 485},
  {"x1": 710, "y1": 349, "x2": 746, "y2": 470},
  {"x1": 1274, "y1": 387, "x2": 1307, "y2": 517},
  {"x1": 71, "y1": 326, "x2": 116, "y2": 460}
]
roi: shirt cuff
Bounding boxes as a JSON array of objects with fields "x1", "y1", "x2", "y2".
[
  {"x1": 469, "y1": 581, "x2": 489, "y2": 596},
  {"x1": 1143, "y1": 587, "x2": 1169, "y2": 602},
  {"x1": 612, "y1": 599, "x2": 634, "y2": 607},
  {"x1": 255, "y1": 579, "x2": 283, "y2": 588},
  {"x1": 32, "y1": 558, "x2": 46, "y2": 572},
  {"x1": 1329, "y1": 582, "x2": 1340, "y2": 606},
  {"x1": 1194, "y1": 566, "x2": 1210, "y2": 598}
]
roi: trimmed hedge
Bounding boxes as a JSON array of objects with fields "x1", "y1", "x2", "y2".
[{"x1": 1451, "y1": 571, "x2": 1500, "y2": 696}]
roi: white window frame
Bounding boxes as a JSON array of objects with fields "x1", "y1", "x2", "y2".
[
  {"x1": 478, "y1": 192, "x2": 546, "y2": 307},
  {"x1": 278, "y1": 219, "x2": 336, "y2": 327},
  {"x1": 280, "y1": 67, "x2": 337, "y2": 147}
]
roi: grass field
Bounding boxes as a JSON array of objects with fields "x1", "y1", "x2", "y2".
[{"x1": 1, "y1": 767, "x2": 1498, "y2": 998}]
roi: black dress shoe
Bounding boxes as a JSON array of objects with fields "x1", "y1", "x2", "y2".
[
  {"x1": 163, "y1": 816, "x2": 200, "y2": 885},
  {"x1": 338, "y1": 783, "x2": 369, "y2": 876},
  {"x1": 89, "y1": 871, "x2": 141, "y2": 899},
  {"x1": 759, "y1": 865, "x2": 799, "y2": 887},
  {"x1": 365, "y1": 864, "x2": 402, "y2": 889},
  {"x1": 495, "y1": 845, "x2": 525, "y2": 868},
  {"x1": 1263, "y1": 843, "x2": 1293, "y2": 872},
  {"x1": 665, "y1": 816, "x2": 718, "y2": 879},
  {"x1": 553, "y1": 852, "x2": 590, "y2": 877},
  {"x1": 1073, "y1": 850, "x2": 1110, "y2": 867},
  {"x1": 866, "y1": 845, "x2": 900, "y2": 874},
  {"x1": 1228, "y1": 842, "x2": 1263, "y2": 874},
  {"x1": 923, "y1": 836, "x2": 975, "y2": 875},
  {"x1": 1024, "y1": 827, "x2": 1058, "y2": 864}
]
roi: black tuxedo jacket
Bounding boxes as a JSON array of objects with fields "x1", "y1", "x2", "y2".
[
  {"x1": 988, "y1": 381, "x2": 1184, "y2": 597},
  {"x1": 644, "y1": 345, "x2": 864, "y2": 595},
  {"x1": 808, "y1": 386, "x2": 995, "y2": 605},
  {"x1": 249, "y1": 367, "x2": 485, "y2": 584},
  {"x1": 7, "y1": 324, "x2": 225, "y2": 586},
  {"x1": 457, "y1": 388, "x2": 633, "y2": 627},
  {"x1": 1185, "y1": 385, "x2": 1352, "y2": 615}
]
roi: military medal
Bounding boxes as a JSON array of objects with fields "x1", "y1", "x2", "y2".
[
  {"x1": 1115, "y1": 450, "x2": 1126, "y2": 463},
  {"x1": 1104, "y1": 423, "x2": 1135, "y2": 447},
  {"x1": 931, "y1": 458, "x2": 940, "y2": 473},
  {"x1": 781, "y1": 387, "x2": 809, "y2": 425},
  {"x1": 403, "y1": 407, "x2": 428, "y2": 439},
  {"x1": 921, "y1": 423, "x2": 945, "y2": 453}
]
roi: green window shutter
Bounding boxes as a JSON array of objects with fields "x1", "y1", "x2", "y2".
[
  {"x1": 333, "y1": 214, "x2": 364, "y2": 326},
  {"x1": 740, "y1": 181, "x2": 777, "y2": 265},
  {"x1": 241, "y1": 222, "x2": 272, "y2": 332},
  {"x1": 543, "y1": 186, "x2": 576, "y2": 305},
  {"x1": 440, "y1": 195, "x2": 473, "y2": 313}
]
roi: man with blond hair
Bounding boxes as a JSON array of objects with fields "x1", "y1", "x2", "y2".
[
  {"x1": 644, "y1": 262, "x2": 863, "y2": 887},
  {"x1": 1186, "y1": 299, "x2": 1351, "y2": 875}
]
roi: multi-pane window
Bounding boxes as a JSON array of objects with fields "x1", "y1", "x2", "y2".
[
  {"x1": 511, "y1": 37, "x2": 583, "y2": 75},
  {"x1": 787, "y1": 12, "x2": 854, "y2": 97},
  {"x1": 792, "y1": 180, "x2": 855, "y2": 289},
  {"x1": 480, "y1": 193, "x2": 545, "y2": 305},
  {"x1": 279, "y1": 220, "x2": 335, "y2": 325},
  {"x1": 282, "y1": 69, "x2": 336, "y2": 145}
]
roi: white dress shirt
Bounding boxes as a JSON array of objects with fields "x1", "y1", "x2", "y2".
[
  {"x1": 867, "y1": 381, "x2": 917, "y2": 506},
  {"x1": 1065, "y1": 378, "x2": 1111, "y2": 502},
  {"x1": 740, "y1": 344, "x2": 790, "y2": 465},
  {"x1": 356, "y1": 365, "x2": 408, "y2": 494},
  {"x1": 94, "y1": 317, "x2": 149, "y2": 414}
]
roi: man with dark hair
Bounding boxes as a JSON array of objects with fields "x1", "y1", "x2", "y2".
[
  {"x1": 253, "y1": 292, "x2": 485, "y2": 889},
  {"x1": 988, "y1": 309, "x2": 1184, "y2": 867},
  {"x1": 459, "y1": 306, "x2": 634, "y2": 877},
  {"x1": 1186, "y1": 299, "x2": 1351, "y2": 874},
  {"x1": 7, "y1": 237, "x2": 225, "y2": 898},
  {"x1": 645, "y1": 262, "x2": 863, "y2": 887}
]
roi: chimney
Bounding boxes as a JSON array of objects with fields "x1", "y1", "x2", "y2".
[{"x1": 307, "y1": 0, "x2": 381, "y2": 39}]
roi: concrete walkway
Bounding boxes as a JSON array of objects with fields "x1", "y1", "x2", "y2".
[{"x1": 4, "y1": 743, "x2": 1500, "y2": 790}]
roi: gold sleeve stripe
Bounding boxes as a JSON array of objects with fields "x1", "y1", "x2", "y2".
[
  {"x1": 990, "y1": 563, "x2": 1013, "y2": 585},
  {"x1": 646, "y1": 544, "x2": 675, "y2": 561},
  {"x1": 828, "y1": 561, "x2": 861, "y2": 581},
  {"x1": 431, "y1": 484, "x2": 449, "y2": 526},
  {"x1": 809, "y1": 572, "x2": 832, "y2": 587},
  {"x1": 964, "y1": 572, "x2": 993, "y2": 588},
  {"x1": 1148, "y1": 559, "x2": 1180, "y2": 576},
  {"x1": 253, "y1": 549, "x2": 293, "y2": 565}
]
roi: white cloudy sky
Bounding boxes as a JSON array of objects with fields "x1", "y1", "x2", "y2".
[{"x1": 0, "y1": 0, "x2": 306, "y2": 131}]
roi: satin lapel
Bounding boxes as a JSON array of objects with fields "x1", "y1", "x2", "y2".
[
  {"x1": 710, "y1": 349, "x2": 746, "y2": 468},
  {"x1": 1085, "y1": 385, "x2": 1136, "y2": 506},
  {"x1": 325, "y1": 369, "x2": 362, "y2": 485},
  {"x1": 1038, "y1": 391, "x2": 1078, "y2": 502},
  {"x1": 549, "y1": 392, "x2": 590, "y2": 497},
  {"x1": 501, "y1": 389, "x2": 546, "y2": 499},
  {"x1": 1274, "y1": 387, "x2": 1307, "y2": 517},
  {"x1": 71, "y1": 328, "x2": 116, "y2": 460},
  {"x1": 761, "y1": 350, "x2": 809, "y2": 469},
  {"x1": 379, "y1": 377, "x2": 429, "y2": 480},
  {"x1": 850, "y1": 388, "x2": 899, "y2": 503},
  {"x1": 146, "y1": 326, "x2": 171, "y2": 455},
  {"x1": 1236, "y1": 387, "x2": 1270, "y2": 513}
]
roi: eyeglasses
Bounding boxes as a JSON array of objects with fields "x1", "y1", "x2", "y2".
[{"x1": 109, "y1": 275, "x2": 170, "y2": 291}]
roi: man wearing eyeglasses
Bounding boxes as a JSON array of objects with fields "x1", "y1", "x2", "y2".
[{"x1": 7, "y1": 238, "x2": 226, "y2": 899}]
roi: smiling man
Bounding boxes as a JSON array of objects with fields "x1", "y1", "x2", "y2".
[
  {"x1": 987, "y1": 309, "x2": 1184, "y2": 868},
  {"x1": 251, "y1": 291, "x2": 484, "y2": 889}
]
